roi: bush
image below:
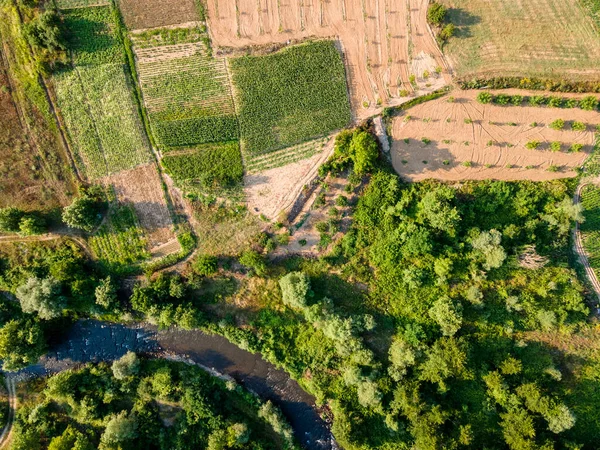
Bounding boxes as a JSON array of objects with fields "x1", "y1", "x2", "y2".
[
  {"x1": 579, "y1": 96, "x2": 599, "y2": 111},
  {"x1": 16, "y1": 277, "x2": 65, "y2": 320},
  {"x1": 239, "y1": 250, "x2": 266, "y2": 276},
  {"x1": 0, "y1": 208, "x2": 25, "y2": 232},
  {"x1": 18, "y1": 216, "x2": 45, "y2": 236},
  {"x1": 476, "y1": 92, "x2": 493, "y2": 104},
  {"x1": 525, "y1": 141, "x2": 540, "y2": 150},
  {"x1": 571, "y1": 143, "x2": 583, "y2": 153},
  {"x1": 112, "y1": 352, "x2": 139, "y2": 380},
  {"x1": 350, "y1": 131, "x2": 379, "y2": 175},
  {"x1": 571, "y1": 121, "x2": 587, "y2": 132},
  {"x1": 279, "y1": 272, "x2": 311, "y2": 309},
  {"x1": 427, "y1": 2, "x2": 447, "y2": 26},
  {"x1": 549, "y1": 119, "x2": 565, "y2": 130},
  {"x1": 439, "y1": 23, "x2": 455, "y2": 41},
  {"x1": 550, "y1": 141, "x2": 562, "y2": 152},
  {"x1": 62, "y1": 192, "x2": 103, "y2": 232},
  {"x1": 193, "y1": 254, "x2": 218, "y2": 276}
]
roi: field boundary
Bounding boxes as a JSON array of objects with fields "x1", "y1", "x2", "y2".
[{"x1": 574, "y1": 182, "x2": 600, "y2": 304}]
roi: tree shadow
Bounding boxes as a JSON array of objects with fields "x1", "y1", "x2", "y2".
[{"x1": 446, "y1": 8, "x2": 481, "y2": 39}]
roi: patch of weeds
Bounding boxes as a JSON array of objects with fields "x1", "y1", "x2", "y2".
[
  {"x1": 299, "y1": 239, "x2": 307, "y2": 246},
  {"x1": 442, "y1": 160, "x2": 450, "y2": 165},
  {"x1": 464, "y1": 118, "x2": 473, "y2": 124},
  {"x1": 421, "y1": 137, "x2": 431, "y2": 145},
  {"x1": 525, "y1": 141, "x2": 540, "y2": 150},
  {"x1": 462, "y1": 161, "x2": 472, "y2": 167},
  {"x1": 547, "y1": 165, "x2": 559, "y2": 172},
  {"x1": 570, "y1": 143, "x2": 583, "y2": 153},
  {"x1": 550, "y1": 141, "x2": 562, "y2": 152},
  {"x1": 335, "y1": 196, "x2": 348, "y2": 207}
]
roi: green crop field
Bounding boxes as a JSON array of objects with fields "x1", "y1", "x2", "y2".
[
  {"x1": 89, "y1": 204, "x2": 149, "y2": 274},
  {"x1": 62, "y1": 6, "x2": 123, "y2": 65},
  {"x1": 581, "y1": 184, "x2": 600, "y2": 279},
  {"x1": 54, "y1": 64, "x2": 151, "y2": 179},
  {"x1": 230, "y1": 40, "x2": 351, "y2": 157},
  {"x1": 245, "y1": 137, "x2": 329, "y2": 173},
  {"x1": 130, "y1": 26, "x2": 209, "y2": 49},
  {"x1": 161, "y1": 141, "x2": 244, "y2": 193},
  {"x1": 56, "y1": 0, "x2": 110, "y2": 8},
  {"x1": 134, "y1": 36, "x2": 238, "y2": 148}
]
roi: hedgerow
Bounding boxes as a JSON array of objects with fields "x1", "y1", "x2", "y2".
[
  {"x1": 230, "y1": 40, "x2": 351, "y2": 156},
  {"x1": 153, "y1": 116, "x2": 239, "y2": 147},
  {"x1": 62, "y1": 6, "x2": 123, "y2": 65},
  {"x1": 161, "y1": 141, "x2": 243, "y2": 190},
  {"x1": 475, "y1": 91, "x2": 600, "y2": 111}
]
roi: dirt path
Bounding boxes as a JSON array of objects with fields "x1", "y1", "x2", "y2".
[
  {"x1": 0, "y1": 376, "x2": 16, "y2": 450},
  {"x1": 573, "y1": 182, "x2": 600, "y2": 305}
]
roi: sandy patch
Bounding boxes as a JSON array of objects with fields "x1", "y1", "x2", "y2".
[
  {"x1": 244, "y1": 139, "x2": 335, "y2": 220},
  {"x1": 104, "y1": 163, "x2": 177, "y2": 250},
  {"x1": 391, "y1": 90, "x2": 600, "y2": 181},
  {"x1": 118, "y1": 0, "x2": 199, "y2": 30},
  {"x1": 206, "y1": 0, "x2": 449, "y2": 119}
]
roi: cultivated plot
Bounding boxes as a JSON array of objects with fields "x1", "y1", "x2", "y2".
[
  {"x1": 439, "y1": 0, "x2": 600, "y2": 80},
  {"x1": 206, "y1": 0, "x2": 449, "y2": 117},
  {"x1": 55, "y1": 0, "x2": 110, "y2": 9},
  {"x1": 581, "y1": 184, "x2": 600, "y2": 281},
  {"x1": 118, "y1": 0, "x2": 200, "y2": 30},
  {"x1": 230, "y1": 41, "x2": 350, "y2": 157},
  {"x1": 390, "y1": 90, "x2": 599, "y2": 181}
]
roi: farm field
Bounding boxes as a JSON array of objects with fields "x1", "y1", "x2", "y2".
[
  {"x1": 245, "y1": 137, "x2": 329, "y2": 173},
  {"x1": 580, "y1": 184, "x2": 600, "y2": 280},
  {"x1": 439, "y1": 0, "x2": 600, "y2": 81},
  {"x1": 56, "y1": 0, "x2": 110, "y2": 8},
  {"x1": 161, "y1": 142, "x2": 244, "y2": 195},
  {"x1": 206, "y1": 0, "x2": 449, "y2": 117},
  {"x1": 390, "y1": 90, "x2": 600, "y2": 181},
  {"x1": 230, "y1": 41, "x2": 350, "y2": 157},
  {"x1": 118, "y1": 0, "x2": 200, "y2": 30},
  {"x1": 133, "y1": 26, "x2": 239, "y2": 148},
  {"x1": 53, "y1": 63, "x2": 151, "y2": 180},
  {"x1": 106, "y1": 164, "x2": 177, "y2": 251},
  {"x1": 89, "y1": 203, "x2": 150, "y2": 275}
]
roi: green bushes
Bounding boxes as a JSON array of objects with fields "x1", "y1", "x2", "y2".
[
  {"x1": 426, "y1": 2, "x2": 447, "y2": 26},
  {"x1": 549, "y1": 119, "x2": 565, "y2": 130},
  {"x1": 230, "y1": 40, "x2": 351, "y2": 156},
  {"x1": 476, "y1": 91, "x2": 493, "y2": 104},
  {"x1": 473, "y1": 91, "x2": 600, "y2": 112},
  {"x1": 525, "y1": 141, "x2": 540, "y2": 149}
]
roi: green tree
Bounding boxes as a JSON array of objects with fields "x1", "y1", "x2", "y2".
[
  {"x1": 429, "y1": 296, "x2": 462, "y2": 336},
  {"x1": 427, "y1": 2, "x2": 447, "y2": 26},
  {"x1": 18, "y1": 216, "x2": 45, "y2": 236},
  {"x1": 471, "y1": 229, "x2": 506, "y2": 270},
  {"x1": 62, "y1": 196, "x2": 101, "y2": 232},
  {"x1": 100, "y1": 411, "x2": 138, "y2": 447},
  {"x1": 16, "y1": 277, "x2": 65, "y2": 320},
  {"x1": 23, "y1": 8, "x2": 66, "y2": 53},
  {"x1": 0, "y1": 318, "x2": 46, "y2": 371},
  {"x1": 95, "y1": 277, "x2": 117, "y2": 309},
  {"x1": 279, "y1": 272, "x2": 311, "y2": 309},
  {"x1": 350, "y1": 131, "x2": 379, "y2": 175},
  {"x1": 417, "y1": 186, "x2": 461, "y2": 235},
  {"x1": 112, "y1": 351, "x2": 139, "y2": 380},
  {"x1": 48, "y1": 426, "x2": 94, "y2": 450},
  {"x1": 0, "y1": 207, "x2": 25, "y2": 232},
  {"x1": 193, "y1": 254, "x2": 218, "y2": 276},
  {"x1": 419, "y1": 337, "x2": 467, "y2": 391}
]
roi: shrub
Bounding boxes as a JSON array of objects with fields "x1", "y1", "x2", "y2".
[
  {"x1": 579, "y1": 96, "x2": 599, "y2": 111},
  {"x1": 427, "y1": 2, "x2": 447, "y2": 26},
  {"x1": 571, "y1": 121, "x2": 587, "y2": 132},
  {"x1": 193, "y1": 254, "x2": 218, "y2": 276},
  {"x1": 422, "y1": 137, "x2": 431, "y2": 145},
  {"x1": 112, "y1": 352, "x2": 139, "y2": 380},
  {"x1": 547, "y1": 165, "x2": 559, "y2": 173},
  {"x1": 570, "y1": 143, "x2": 583, "y2": 153},
  {"x1": 525, "y1": 141, "x2": 540, "y2": 150},
  {"x1": 550, "y1": 141, "x2": 562, "y2": 152},
  {"x1": 495, "y1": 94, "x2": 511, "y2": 105},
  {"x1": 16, "y1": 277, "x2": 65, "y2": 320},
  {"x1": 439, "y1": 23, "x2": 455, "y2": 41},
  {"x1": 476, "y1": 92, "x2": 493, "y2": 104},
  {"x1": 511, "y1": 95, "x2": 523, "y2": 106},
  {"x1": 0, "y1": 207, "x2": 25, "y2": 232},
  {"x1": 62, "y1": 193, "x2": 103, "y2": 232},
  {"x1": 549, "y1": 119, "x2": 565, "y2": 130},
  {"x1": 349, "y1": 131, "x2": 379, "y2": 175},
  {"x1": 239, "y1": 250, "x2": 266, "y2": 276}
]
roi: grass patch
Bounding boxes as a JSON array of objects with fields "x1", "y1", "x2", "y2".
[
  {"x1": 152, "y1": 115, "x2": 238, "y2": 147},
  {"x1": 230, "y1": 40, "x2": 351, "y2": 156},
  {"x1": 581, "y1": 184, "x2": 600, "y2": 280}
]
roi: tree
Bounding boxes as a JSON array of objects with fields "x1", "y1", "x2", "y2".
[
  {"x1": 18, "y1": 216, "x2": 45, "y2": 236},
  {"x1": 112, "y1": 351, "x2": 139, "y2": 380},
  {"x1": 350, "y1": 131, "x2": 379, "y2": 175},
  {"x1": 100, "y1": 411, "x2": 138, "y2": 447},
  {"x1": 439, "y1": 23, "x2": 455, "y2": 41},
  {"x1": 16, "y1": 277, "x2": 65, "y2": 320},
  {"x1": 23, "y1": 8, "x2": 66, "y2": 54},
  {"x1": 193, "y1": 254, "x2": 218, "y2": 276},
  {"x1": 419, "y1": 337, "x2": 467, "y2": 391},
  {"x1": 471, "y1": 229, "x2": 506, "y2": 270},
  {"x1": 0, "y1": 319, "x2": 46, "y2": 371},
  {"x1": 429, "y1": 297, "x2": 462, "y2": 336},
  {"x1": 417, "y1": 186, "x2": 461, "y2": 235},
  {"x1": 388, "y1": 335, "x2": 416, "y2": 380},
  {"x1": 427, "y1": 2, "x2": 447, "y2": 26},
  {"x1": 279, "y1": 272, "x2": 311, "y2": 309},
  {"x1": 357, "y1": 379, "x2": 382, "y2": 408},
  {"x1": 0, "y1": 207, "x2": 25, "y2": 232},
  {"x1": 62, "y1": 196, "x2": 101, "y2": 232},
  {"x1": 48, "y1": 426, "x2": 94, "y2": 450},
  {"x1": 95, "y1": 277, "x2": 117, "y2": 309}
]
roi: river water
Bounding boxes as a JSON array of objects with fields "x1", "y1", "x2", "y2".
[{"x1": 21, "y1": 320, "x2": 334, "y2": 450}]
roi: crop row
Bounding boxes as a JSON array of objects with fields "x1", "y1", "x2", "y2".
[
  {"x1": 89, "y1": 204, "x2": 149, "y2": 274},
  {"x1": 54, "y1": 64, "x2": 151, "y2": 179},
  {"x1": 246, "y1": 137, "x2": 329, "y2": 173},
  {"x1": 230, "y1": 40, "x2": 351, "y2": 157},
  {"x1": 56, "y1": 0, "x2": 110, "y2": 10},
  {"x1": 135, "y1": 42, "x2": 208, "y2": 63},
  {"x1": 130, "y1": 25, "x2": 209, "y2": 49},
  {"x1": 152, "y1": 116, "x2": 239, "y2": 147},
  {"x1": 161, "y1": 141, "x2": 244, "y2": 192},
  {"x1": 62, "y1": 6, "x2": 123, "y2": 66},
  {"x1": 580, "y1": 184, "x2": 600, "y2": 279},
  {"x1": 476, "y1": 92, "x2": 600, "y2": 110}
]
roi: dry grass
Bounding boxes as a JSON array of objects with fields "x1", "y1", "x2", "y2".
[
  {"x1": 440, "y1": 0, "x2": 600, "y2": 80},
  {"x1": 118, "y1": 0, "x2": 199, "y2": 30}
]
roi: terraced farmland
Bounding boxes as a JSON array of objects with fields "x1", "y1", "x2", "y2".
[
  {"x1": 54, "y1": 64, "x2": 151, "y2": 179},
  {"x1": 89, "y1": 204, "x2": 150, "y2": 274},
  {"x1": 230, "y1": 40, "x2": 351, "y2": 157},
  {"x1": 581, "y1": 185, "x2": 600, "y2": 280},
  {"x1": 134, "y1": 30, "x2": 238, "y2": 148}
]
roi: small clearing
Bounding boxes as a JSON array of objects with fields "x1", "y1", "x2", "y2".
[{"x1": 391, "y1": 90, "x2": 599, "y2": 181}]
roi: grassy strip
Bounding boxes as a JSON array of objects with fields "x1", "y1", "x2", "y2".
[
  {"x1": 130, "y1": 25, "x2": 208, "y2": 49},
  {"x1": 153, "y1": 115, "x2": 239, "y2": 147},
  {"x1": 579, "y1": 0, "x2": 600, "y2": 32},
  {"x1": 230, "y1": 40, "x2": 351, "y2": 156},
  {"x1": 382, "y1": 87, "x2": 450, "y2": 119},
  {"x1": 459, "y1": 77, "x2": 600, "y2": 93},
  {"x1": 580, "y1": 184, "x2": 600, "y2": 280},
  {"x1": 141, "y1": 229, "x2": 197, "y2": 275}
]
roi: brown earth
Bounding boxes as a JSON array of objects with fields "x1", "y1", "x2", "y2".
[
  {"x1": 104, "y1": 163, "x2": 177, "y2": 252},
  {"x1": 391, "y1": 90, "x2": 600, "y2": 182},
  {"x1": 206, "y1": 0, "x2": 449, "y2": 118},
  {"x1": 117, "y1": 0, "x2": 199, "y2": 30},
  {"x1": 0, "y1": 50, "x2": 73, "y2": 211}
]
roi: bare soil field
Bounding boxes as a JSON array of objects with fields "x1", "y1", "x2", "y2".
[
  {"x1": 206, "y1": 0, "x2": 449, "y2": 118},
  {"x1": 245, "y1": 139, "x2": 334, "y2": 220},
  {"x1": 104, "y1": 163, "x2": 177, "y2": 251},
  {"x1": 439, "y1": 0, "x2": 600, "y2": 80},
  {"x1": 0, "y1": 51, "x2": 73, "y2": 211},
  {"x1": 118, "y1": 0, "x2": 199, "y2": 30},
  {"x1": 391, "y1": 90, "x2": 599, "y2": 182}
]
